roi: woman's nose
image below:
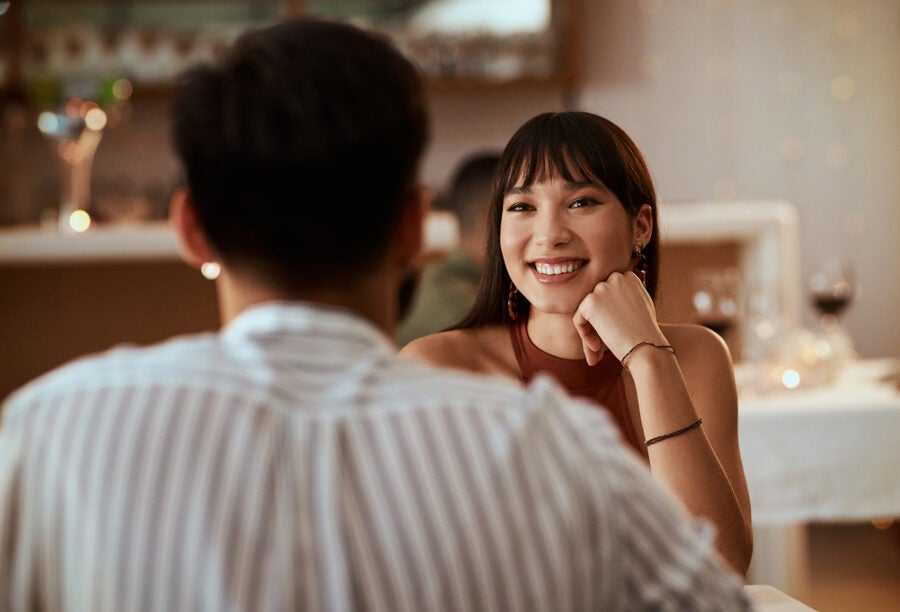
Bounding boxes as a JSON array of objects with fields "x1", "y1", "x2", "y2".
[{"x1": 532, "y1": 210, "x2": 571, "y2": 247}]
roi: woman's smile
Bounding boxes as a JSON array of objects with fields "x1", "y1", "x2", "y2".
[{"x1": 529, "y1": 258, "x2": 587, "y2": 283}]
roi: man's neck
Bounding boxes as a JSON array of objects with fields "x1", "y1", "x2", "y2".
[{"x1": 215, "y1": 267, "x2": 399, "y2": 336}]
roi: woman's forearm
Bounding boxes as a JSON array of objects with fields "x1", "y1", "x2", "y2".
[{"x1": 626, "y1": 346, "x2": 752, "y2": 575}]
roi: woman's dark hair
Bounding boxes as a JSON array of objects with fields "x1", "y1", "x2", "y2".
[
  {"x1": 455, "y1": 111, "x2": 660, "y2": 329},
  {"x1": 170, "y1": 19, "x2": 429, "y2": 291}
]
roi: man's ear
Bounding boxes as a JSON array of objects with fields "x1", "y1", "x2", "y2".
[
  {"x1": 396, "y1": 186, "x2": 429, "y2": 267},
  {"x1": 633, "y1": 203, "x2": 654, "y2": 246},
  {"x1": 169, "y1": 188, "x2": 216, "y2": 269}
]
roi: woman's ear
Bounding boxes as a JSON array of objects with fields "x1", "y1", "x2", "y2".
[
  {"x1": 169, "y1": 188, "x2": 216, "y2": 269},
  {"x1": 633, "y1": 203, "x2": 654, "y2": 246}
]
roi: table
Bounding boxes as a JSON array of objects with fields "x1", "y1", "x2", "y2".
[{"x1": 738, "y1": 358, "x2": 900, "y2": 597}]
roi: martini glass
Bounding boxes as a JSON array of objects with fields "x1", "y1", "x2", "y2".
[{"x1": 37, "y1": 101, "x2": 107, "y2": 232}]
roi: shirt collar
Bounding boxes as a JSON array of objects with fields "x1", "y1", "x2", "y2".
[{"x1": 222, "y1": 301, "x2": 397, "y2": 355}]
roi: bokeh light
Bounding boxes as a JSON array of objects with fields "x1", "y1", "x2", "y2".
[
  {"x1": 781, "y1": 369, "x2": 801, "y2": 389},
  {"x1": 37, "y1": 111, "x2": 60, "y2": 135},
  {"x1": 84, "y1": 108, "x2": 108, "y2": 131},
  {"x1": 830, "y1": 75, "x2": 855, "y2": 100},
  {"x1": 112, "y1": 78, "x2": 134, "y2": 101},
  {"x1": 68, "y1": 210, "x2": 92, "y2": 233}
]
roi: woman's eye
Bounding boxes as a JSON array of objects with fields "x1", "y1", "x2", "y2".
[
  {"x1": 505, "y1": 202, "x2": 533, "y2": 212},
  {"x1": 570, "y1": 197, "x2": 598, "y2": 208}
]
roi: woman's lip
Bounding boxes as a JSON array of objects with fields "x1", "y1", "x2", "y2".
[{"x1": 528, "y1": 257, "x2": 586, "y2": 265}]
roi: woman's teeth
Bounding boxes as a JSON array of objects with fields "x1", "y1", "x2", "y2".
[{"x1": 534, "y1": 261, "x2": 584, "y2": 275}]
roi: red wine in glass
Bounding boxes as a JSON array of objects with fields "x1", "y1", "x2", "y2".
[
  {"x1": 811, "y1": 290, "x2": 853, "y2": 317},
  {"x1": 809, "y1": 259, "x2": 856, "y2": 330}
]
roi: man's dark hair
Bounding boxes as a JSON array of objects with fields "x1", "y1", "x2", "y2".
[
  {"x1": 440, "y1": 152, "x2": 501, "y2": 237},
  {"x1": 171, "y1": 19, "x2": 429, "y2": 290}
]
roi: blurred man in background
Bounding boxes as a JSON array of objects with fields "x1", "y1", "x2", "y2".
[{"x1": 397, "y1": 152, "x2": 499, "y2": 345}]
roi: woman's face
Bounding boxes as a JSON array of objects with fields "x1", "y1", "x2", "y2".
[{"x1": 499, "y1": 172, "x2": 651, "y2": 316}]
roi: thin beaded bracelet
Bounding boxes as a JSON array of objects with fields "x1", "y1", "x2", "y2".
[
  {"x1": 620, "y1": 340, "x2": 676, "y2": 370},
  {"x1": 644, "y1": 418, "x2": 703, "y2": 447}
]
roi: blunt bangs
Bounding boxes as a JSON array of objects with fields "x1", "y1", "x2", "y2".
[{"x1": 496, "y1": 114, "x2": 629, "y2": 207}]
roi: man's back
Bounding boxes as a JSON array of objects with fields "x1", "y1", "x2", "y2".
[{"x1": 0, "y1": 302, "x2": 747, "y2": 611}]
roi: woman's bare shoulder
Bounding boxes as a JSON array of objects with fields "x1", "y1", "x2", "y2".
[
  {"x1": 399, "y1": 326, "x2": 516, "y2": 376},
  {"x1": 399, "y1": 329, "x2": 478, "y2": 366},
  {"x1": 661, "y1": 323, "x2": 736, "y2": 389},
  {"x1": 661, "y1": 323, "x2": 731, "y2": 359}
]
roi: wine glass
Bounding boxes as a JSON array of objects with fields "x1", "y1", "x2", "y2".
[
  {"x1": 692, "y1": 267, "x2": 741, "y2": 338},
  {"x1": 809, "y1": 258, "x2": 856, "y2": 331}
]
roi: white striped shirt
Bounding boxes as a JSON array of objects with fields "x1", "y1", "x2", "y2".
[{"x1": 0, "y1": 302, "x2": 749, "y2": 611}]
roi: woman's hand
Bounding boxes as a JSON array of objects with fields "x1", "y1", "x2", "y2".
[{"x1": 572, "y1": 271, "x2": 667, "y2": 365}]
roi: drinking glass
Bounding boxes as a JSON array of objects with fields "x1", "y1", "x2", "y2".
[
  {"x1": 37, "y1": 103, "x2": 107, "y2": 232},
  {"x1": 808, "y1": 258, "x2": 856, "y2": 331},
  {"x1": 692, "y1": 267, "x2": 741, "y2": 338}
]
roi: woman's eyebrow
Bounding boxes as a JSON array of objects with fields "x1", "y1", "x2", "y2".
[
  {"x1": 566, "y1": 180, "x2": 608, "y2": 193},
  {"x1": 505, "y1": 180, "x2": 609, "y2": 195},
  {"x1": 506, "y1": 185, "x2": 533, "y2": 196}
]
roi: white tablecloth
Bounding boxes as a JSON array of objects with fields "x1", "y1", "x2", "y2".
[
  {"x1": 739, "y1": 382, "x2": 900, "y2": 525},
  {"x1": 737, "y1": 358, "x2": 900, "y2": 596}
]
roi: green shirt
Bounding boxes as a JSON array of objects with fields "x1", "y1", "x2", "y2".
[{"x1": 396, "y1": 250, "x2": 481, "y2": 346}]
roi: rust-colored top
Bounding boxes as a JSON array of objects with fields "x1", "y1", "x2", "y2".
[{"x1": 510, "y1": 316, "x2": 644, "y2": 455}]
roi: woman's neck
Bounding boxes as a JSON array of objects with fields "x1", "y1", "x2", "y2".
[{"x1": 526, "y1": 309, "x2": 586, "y2": 360}]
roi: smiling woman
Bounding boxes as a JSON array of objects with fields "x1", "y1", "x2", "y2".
[{"x1": 401, "y1": 111, "x2": 753, "y2": 575}]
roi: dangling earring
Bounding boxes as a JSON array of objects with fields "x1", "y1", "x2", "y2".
[
  {"x1": 632, "y1": 241, "x2": 648, "y2": 286},
  {"x1": 507, "y1": 283, "x2": 519, "y2": 320}
]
